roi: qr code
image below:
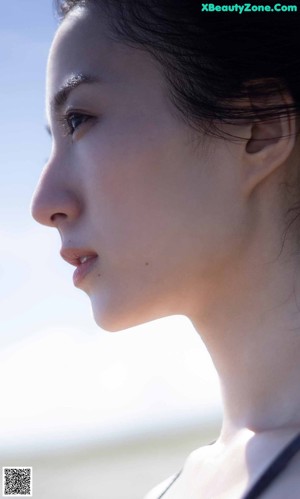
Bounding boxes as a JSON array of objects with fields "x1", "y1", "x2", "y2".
[{"x1": 2, "y1": 467, "x2": 32, "y2": 496}]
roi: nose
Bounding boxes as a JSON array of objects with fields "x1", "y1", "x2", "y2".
[{"x1": 31, "y1": 155, "x2": 81, "y2": 228}]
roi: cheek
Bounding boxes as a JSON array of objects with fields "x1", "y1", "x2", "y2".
[
  {"x1": 81, "y1": 142, "x2": 248, "y2": 330},
  {"x1": 81, "y1": 126, "x2": 184, "y2": 252},
  {"x1": 82, "y1": 125, "x2": 246, "y2": 283}
]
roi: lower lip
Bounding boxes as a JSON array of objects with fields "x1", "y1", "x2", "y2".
[{"x1": 73, "y1": 257, "x2": 98, "y2": 286}]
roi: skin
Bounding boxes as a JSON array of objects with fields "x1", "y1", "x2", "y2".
[{"x1": 31, "y1": 5, "x2": 300, "y2": 497}]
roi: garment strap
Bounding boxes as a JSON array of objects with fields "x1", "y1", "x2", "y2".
[
  {"x1": 243, "y1": 432, "x2": 300, "y2": 499},
  {"x1": 157, "y1": 469, "x2": 182, "y2": 499},
  {"x1": 157, "y1": 434, "x2": 300, "y2": 499},
  {"x1": 157, "y1": 440, "x2": 216, "y2": 498}
]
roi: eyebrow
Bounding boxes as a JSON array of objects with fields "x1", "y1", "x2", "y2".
[
  {"x1": 52, "y1": 72, "x2": 100, "y2": 113},
  {"x1": 46, "y1": 72, "x2": 101, "y2": 136}
]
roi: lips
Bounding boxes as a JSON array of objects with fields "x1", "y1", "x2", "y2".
[
  {"x1": 79, "y1": 255, "x2": 94, "y2": 265},
  {"x1": 60, "y1": 248, "x2": 98, "y2": 267},
  {"x1": 60, "y1": 247, "x2": 98, "y2": 286}
]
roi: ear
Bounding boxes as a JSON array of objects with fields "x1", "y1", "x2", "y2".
[{"x1": 242, "y1": 91, "x2": 297, "y2": 197}]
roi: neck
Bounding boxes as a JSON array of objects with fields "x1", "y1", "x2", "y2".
[{"x1": 190, "y1": 240, "x2": 300, "y2": 439}]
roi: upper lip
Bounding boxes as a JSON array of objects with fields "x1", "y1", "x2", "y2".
[{"x1": 60, "y1": 247, "x2": 98, "y2": 267}]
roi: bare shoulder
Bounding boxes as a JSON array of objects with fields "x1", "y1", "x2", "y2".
[
  {"x1": 143, "y1": 443, "x2": 214, "y2": 499},
  {"x1": 180, "y1": 442, "x2": 215, "y2": 475},
  {"x1": 143, "y1": 446, "x2": 207, "y2": 499},
  {"x1": 143, "y1": 472, "x2": 181, "y2": 499}
]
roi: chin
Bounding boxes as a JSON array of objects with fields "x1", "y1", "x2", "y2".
[
  {"x1": 89, "y1": 292, "x2": 167, "y2": 333},
  {"x1": 88, "y1": 294, "x2": 140, "y2": 332},
  {"x1": 92, "y1": 310, "x2": 132, "y2": 332},
  {"x1": 91, "y1": 307, "x2": 151, "y2": 332}
]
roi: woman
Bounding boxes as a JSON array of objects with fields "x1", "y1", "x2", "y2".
[{"x1": 31, "y1": 0, "x2": 300, "y2": 497}]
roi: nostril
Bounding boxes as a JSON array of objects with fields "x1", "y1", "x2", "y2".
[{"x1": 50, "y1": 212, "x2": 68, "y2": 223}]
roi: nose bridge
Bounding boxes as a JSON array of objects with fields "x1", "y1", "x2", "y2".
[{"x1": 31, "y1": 148, "x2": 81, "y2": 228}]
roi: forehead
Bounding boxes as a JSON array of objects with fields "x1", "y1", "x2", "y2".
[
  {"x1": 47, "y1": 6, "x2": 163, "y2": 103},
  {"x1": 48, "y1": 7, "x2": 109, "y2": 85}
]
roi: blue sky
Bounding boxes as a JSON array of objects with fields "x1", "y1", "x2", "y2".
[
  {"x1": 0, "y1": 2, "x2": 221, "y2": 454},
  {"x1": 0, "y1": 2, "x2": 55, "y2": 229}
]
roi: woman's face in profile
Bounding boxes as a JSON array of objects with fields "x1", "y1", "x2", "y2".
[{"x1": 31, "y1": 5, "x2": 246, "y2": 331}]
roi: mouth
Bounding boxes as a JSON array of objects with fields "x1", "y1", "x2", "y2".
[{"x1": 60, "y1": 248, "x2": 99, "y2": 286}]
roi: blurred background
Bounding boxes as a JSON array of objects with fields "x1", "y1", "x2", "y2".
[{"x1": 0, "y1": 2, "x2": 222, "y2": 497}]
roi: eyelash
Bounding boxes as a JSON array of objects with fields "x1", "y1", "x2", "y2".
[{"x1": 60, "y1": 111, "x2": 91, "y2": 137}]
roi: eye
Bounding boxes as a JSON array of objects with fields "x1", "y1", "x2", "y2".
[{"x1": 63, "y1": 111, "x2": 91, "y2": 136}]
